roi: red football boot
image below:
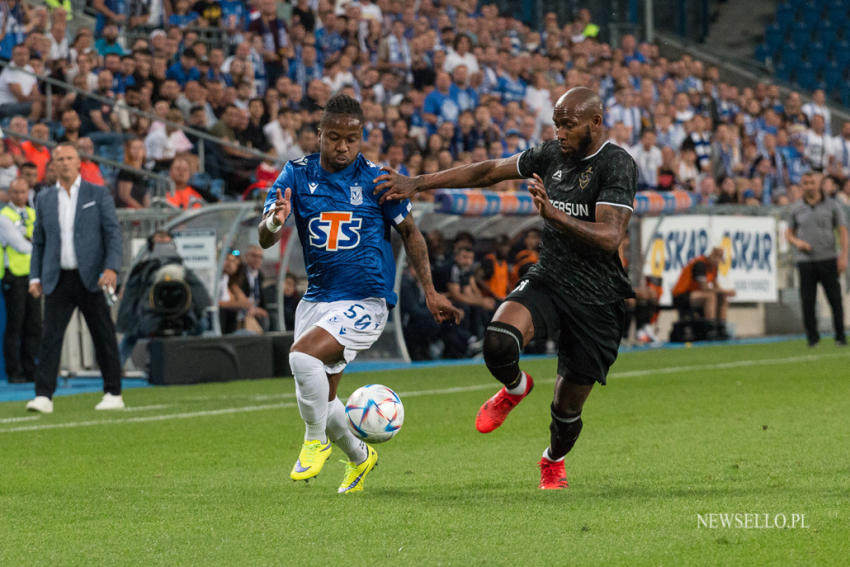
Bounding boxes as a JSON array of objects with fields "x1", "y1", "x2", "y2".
[
  {"x1": 538, "y1": 455, "x2": 568, "y2": 490},
  {"x1": 474, "y1": 373, "x2": 534, "y2": 433}
]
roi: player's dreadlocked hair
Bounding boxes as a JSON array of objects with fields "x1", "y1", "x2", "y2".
[{"x1": 320, "y1": 93, "x2": 364, "y2": 125}]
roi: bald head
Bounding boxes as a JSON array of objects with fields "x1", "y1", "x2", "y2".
[
  {"x1": 554, "y1": 87, "x2": 603, "y2": 121},
  {"x1": 8, "y1": 177, "x2": 29, "y2": 208},
  {"x1": 552, "y1": 87, "x2": 605, "y2": 159}
]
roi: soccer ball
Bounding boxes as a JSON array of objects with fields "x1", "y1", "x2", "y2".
[{"x1": 345, "y1": 384, "x2": 404, "y2": 443}]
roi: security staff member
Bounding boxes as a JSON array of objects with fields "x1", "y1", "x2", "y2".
[
  {"x1": 2, "y1": 177, "x2": 40, "y2": 383},
  {"x1": 786, "y1": 171, "x2": 848, "y2": 346}
]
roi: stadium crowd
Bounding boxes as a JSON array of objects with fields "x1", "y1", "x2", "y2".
[{"x1": 1, "y1": 0, "x2": 849, "y2": 358}]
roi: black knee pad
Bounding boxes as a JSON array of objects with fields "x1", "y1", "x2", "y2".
[{"x1": 483, "y1": 321, "x2": 523, "y2": 386}]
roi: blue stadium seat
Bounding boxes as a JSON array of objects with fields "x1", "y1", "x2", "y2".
[
  {"x1": 775, "y1": 4, "x2": 796, "y2": 28},
  {"x1": 780, "y1": 43, "x2": 802, "y2": 68},
  {"x1": 833, "y1": 41, "x2": 850, "y2": 68},
  {"x1": 774, "y1": 62, "x2": 792, "y2": 82},
  {"x1": 790, "y1": 22, "x2": 811, "y2": 46},
  {"x1": 754, "y1": 43, "x2": 773, "y2": 63},
  {"x1": 801, "y1": 7, "x2": 824, "y2": 28},
  {"x1": 764, "y1": 23, "x2": 786, "y2": 52},
  {"x1": 842, "y1": 86, "x2": 850, "y2": 108},
  {"x1": 806, "y1": 42, "x2": 829, "y2": 69},
  {"x1": 827, "y1": 2, "x2": 848, "y2": 22},
  {"x1": 815, "y1": 22, "x2": 838, "y2": 46},
  {"x1": 794, "y1": 62, "x2": 817, "y2": 88},
  {"x1": 824, "y1": 62, "x2": 845, "y2": 87}
]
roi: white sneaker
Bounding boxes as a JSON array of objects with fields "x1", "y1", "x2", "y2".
[
  {"x1": 642, "y1": 324, "x2": 661, "y2": 344},
  {"x1": 26, "y1": 396, "x2": 53, "y2": 414},
  {"x1": 95, "y1": 393, "x2": 125, "y2": 411}
]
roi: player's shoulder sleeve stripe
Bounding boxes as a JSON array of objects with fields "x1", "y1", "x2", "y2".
[
  {"x1": 515, "y1": 151, "x2": 527, "y2": 178},
  {"x1": 597, "y1": 201, "x2": 634, "y2": 212},
  {"x1": 393, "y1": 201, "x2": 413, "y2": 226}
]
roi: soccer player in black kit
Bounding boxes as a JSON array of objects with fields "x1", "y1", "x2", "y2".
[{"x1": 374, "y1": 87, "x2": 637, "y2": 489}]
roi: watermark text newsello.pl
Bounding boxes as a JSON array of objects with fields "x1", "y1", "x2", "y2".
[{"x1": 697, "y1": 513, "x2": 809, "y2": 529}]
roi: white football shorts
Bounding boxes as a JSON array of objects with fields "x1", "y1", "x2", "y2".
[{"x1": 293, "y1": 297, "x2": 389, "y2": 374}]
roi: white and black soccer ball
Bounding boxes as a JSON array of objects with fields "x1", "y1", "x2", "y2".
[{"x1": 345, "y1": 384, "x2": 404, "y2": 443}]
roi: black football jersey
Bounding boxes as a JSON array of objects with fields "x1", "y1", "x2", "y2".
[{"x1": 517, "y1": 140, "x2": 637, "y2": 304}]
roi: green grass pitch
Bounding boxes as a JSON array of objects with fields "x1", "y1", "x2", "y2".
[{"x1": 1, "y1": 339, "x2": 848, "y2": 566}]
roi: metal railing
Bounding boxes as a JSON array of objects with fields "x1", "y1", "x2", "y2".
[
  {"x1": 0, "y1": 60, "x2": 279, "y2": 173},
  {"x1": 123, "y1": 25, "x2": 235, "y2": 49},
  {"x1": 2, "y1": 128, "x2": 175, "y2": 196}
]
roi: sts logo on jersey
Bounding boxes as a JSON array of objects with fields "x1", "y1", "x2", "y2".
[{"x1": 308, "y1": 212, "x2": 362, "y2": 251}]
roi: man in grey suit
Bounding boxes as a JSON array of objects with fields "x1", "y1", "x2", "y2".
[{"x1": 25, "y1": 143, "x2": 124, "y2": 413}]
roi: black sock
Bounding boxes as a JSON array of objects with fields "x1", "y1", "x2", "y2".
[
  {"x1": 635, "y1": 300, "x2": 654, "y2": 328},
  {"x1": 548, "y1": 404, "x2": 583, "y2": 461}
]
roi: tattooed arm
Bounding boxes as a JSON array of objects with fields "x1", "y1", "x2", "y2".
[
  {"x1": 395, "y1": 215, "x2": 462, "y2": 323},
  {"x1": 527, "y1": 173, "x2": 631, "y2": 255}
]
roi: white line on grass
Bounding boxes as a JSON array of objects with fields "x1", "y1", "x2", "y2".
[
  {"x1": 2, "y1": 350, "x2": 848, "y2": 434},
  {"x1": 0, "y1": 403, "x2": 296, "y2": 433},
  {"x1": 0, "y1": 416, "x2": 39, "y2": 424},
  {"x1": 612, "y1": 351, "x2": 850, "y2": 378},
  {"x1": 123, "y1": 404, "x2": 172, "y2": 412}
]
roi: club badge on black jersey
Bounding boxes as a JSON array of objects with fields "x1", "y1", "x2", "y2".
[{"x1": 517, "y1": 140, "x2": 638, "y2": 304}]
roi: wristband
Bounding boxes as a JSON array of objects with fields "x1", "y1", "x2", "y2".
[{"x1": 265, "y1": 214, "x2": 283, "y2": 233}]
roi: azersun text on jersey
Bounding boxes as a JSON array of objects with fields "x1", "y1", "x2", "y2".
[
  {"x1": 517, "y1": 140, "x2": 638, "y2": 304},
  {"x1": 264, "y1": 153, "x2": 412, "y2": 306}
]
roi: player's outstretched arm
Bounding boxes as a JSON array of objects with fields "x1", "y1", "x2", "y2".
[
  {"x1": 373, "y1": 154, "x2": 523, "y2": 203},
  {"x1": 395, "y1": 215, "x2": 462, "y2": 324},
  {"x1": 527, "y1": 174, "x2": 631, "y2": 255},
  {"x1": 258, "y1": 187, "x2": 291, "y2": 249}
]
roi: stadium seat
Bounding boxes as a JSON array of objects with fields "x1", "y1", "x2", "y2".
[
  {"x1": 774, "y1": 4, "x2": 796, "y2": 29},
  {"x1": 774, "y1": 62, "x2": 792, "y2": 82},
  {"x1": 754, "y1": 43, "x2": 773, "y2": 63},
  {"x1": 800, "y1": 7, "x2": 824, "y2": 28},
  {"x1": 806, "y1": 42, "x2": 829, "y2": 70},
  {"x1": 823, "y1": 62, "x2": 844, "y2": 87},
  {"x1": 764, "y1": 24, "x2": 786, "y2": 52},
  {"x1": 794, "y1": 62, "x2": 817, "y2": 88},
  {"x1": 832, "y1": 41, "x2": 850, "y2": 68},
  {"x1": 780, "y1": 43, "x2": 802, "y2": 68},
  {"x1": 815, "y1": 22, "x2": 837, "y2": 46},
  {"x1": 790, "y1": 22, "x2": 811, "y2": 46},
  {"x1": 827, "y1": 3, "x2": 848, "y2": 23}
]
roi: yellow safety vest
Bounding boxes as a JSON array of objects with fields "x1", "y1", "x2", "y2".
[
  {"x1": 583, "y1": 23, "x2": 600, "y2": 38},
  {"x1": 46, "y1": 0, "x2": 73, "y2": 20},
  {"x1": 1, "y1": 205, "x2": 35, "y2": 277}
]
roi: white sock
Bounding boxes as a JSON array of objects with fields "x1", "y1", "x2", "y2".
[
  {"x1": 543, "y1": 447, "x2": 565, "y2": 462},
  {"x1": 326, "y1": 397, "x2": 368, "y2": 463},
  {"x1": 506, "y1": 371, "x2": 527, "y2": 395},
  {"x1": 289, "y1": 352, "x2": 329, "y2": 442}
]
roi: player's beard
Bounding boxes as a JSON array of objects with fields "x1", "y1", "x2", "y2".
[{"x1": 561, "y1": 126, "x2": 593, "y2": 161}]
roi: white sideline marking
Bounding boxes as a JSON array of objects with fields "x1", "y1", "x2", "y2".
[
  {"x1": 0, "y1": 416, "x2": 39, "y2": 424},
  {"x1": 2, "y1": 351, "x2": 848, "y2": 434},
  {"x1": 0, "y1": 403, "x2": 296, "y2": 433},
  {"x1": 611, "y1": 351, "x2": 850, "y2": 378},
  {"x1": 124, "y1": 404, "x2": 171, "y2": 412}
]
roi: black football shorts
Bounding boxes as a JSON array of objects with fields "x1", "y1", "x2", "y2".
[{"x1": 506, "y1": 276, "x2": 626, "y2": 385}]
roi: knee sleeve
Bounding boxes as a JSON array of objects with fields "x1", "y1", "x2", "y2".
[
  {"x1": 548, "y1": 403, "x2": 583, "y2": 461},
  {"x1": 483, "y1": 322, "x2": 523, "y2": 387}
]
